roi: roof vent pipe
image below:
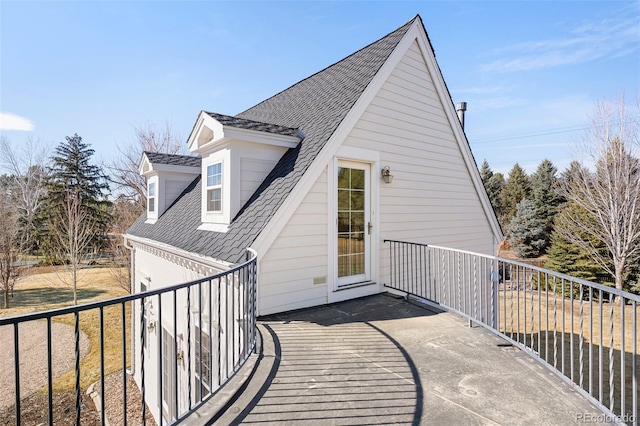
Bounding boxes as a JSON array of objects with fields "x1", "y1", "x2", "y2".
[{"x1": 456, "y1": 102, "x2": 467, "y2": 130}]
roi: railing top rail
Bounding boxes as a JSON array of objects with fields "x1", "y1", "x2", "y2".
[
  {"x1": 0, "y1": 248, "x2": 258, "y2": 326},
  {"x1": 383, "y1": 239, "x2": 640, "y2": 302}
]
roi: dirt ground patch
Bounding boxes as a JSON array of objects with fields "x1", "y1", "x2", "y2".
[{"x1": 0, "y1": 321, "x2": 90, "y2": 411}]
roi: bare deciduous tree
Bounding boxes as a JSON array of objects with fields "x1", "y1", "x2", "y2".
[
  {"x1": 0, "y1": 136, "x2": 48, "y2": 252},
  {"x1": 556, "y1": 94, "x2": 640, "y2": 293},
  {"x1": 51, "y1": 193, "x2": 98, "y2": 304},
  {"x1": 107, "y1": 196, "x2": 140, "y2": 291},
  {"x1": 0, "y1": 188, "x2": 24, "y2": 308},
  {"x1": 108, "y1": 122, "x2": 186, "y2": 212}
]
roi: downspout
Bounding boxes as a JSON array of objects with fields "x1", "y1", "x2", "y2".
[{"x1": 123, "y1": 235, "x2": 136, "y2": 375}]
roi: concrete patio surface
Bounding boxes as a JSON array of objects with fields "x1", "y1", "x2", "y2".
[{"x1": 215, "y1": 293, "x2": 610, "y2": 425}]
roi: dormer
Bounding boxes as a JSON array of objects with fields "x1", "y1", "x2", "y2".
[
  {"x1": 187, "y1": 111, "x2": 303, "y2": 232},
  {"x1": 140, "y1": 152, "x2": 201, "y2": 224}
]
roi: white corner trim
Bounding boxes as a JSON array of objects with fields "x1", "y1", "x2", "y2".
[
  {"x1": 251, "y1": 22, "x2": 421, "y2": 256},
  {"x1": 124, "y1": 234, "x2": 233, "y2": 273},
  {"x1": 144, "y1": 218, "x2": 158, "y2": 225}
]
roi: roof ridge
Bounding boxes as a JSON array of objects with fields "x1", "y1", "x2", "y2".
[
  {"x1": 203, "y1": 111, "x2": 299, "y2": 130},
  {"x1": 236, "y1": 16, "x2": 418, "y2": 118}
]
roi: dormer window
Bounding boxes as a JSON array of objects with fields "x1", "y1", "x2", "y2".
[
  {"x1": 206, "y1": 163, "x2": 222, "y2": 212},
  {"x1": 148, "y1": 182, "x2": 156, "y2": 213}
]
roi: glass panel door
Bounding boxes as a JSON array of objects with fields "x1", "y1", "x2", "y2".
[{"x1": 337, "y1": 162, "x2": 370, "y2": 287}]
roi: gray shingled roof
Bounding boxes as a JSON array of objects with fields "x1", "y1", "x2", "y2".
[
  {"x1": 205, "y1": 112, "x2": 300, "y2": 137},
  {"x1": 127, "y1": 16, "x2": 418, "y2": 264},
  {"x1": 143, "y1": 151, "x2": 201, "y2": 168}
]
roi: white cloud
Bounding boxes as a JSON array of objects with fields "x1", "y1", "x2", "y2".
[
  {"x1": 480, "y1": 11, "x2": 640, "y2": 73},
  {"x1": 0, "y1": 112, "x2": 35, "y2": 131}
]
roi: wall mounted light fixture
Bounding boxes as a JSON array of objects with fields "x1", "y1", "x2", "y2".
[{"x1": 381, "y1": 166, "x2": 393, "y2": 184}]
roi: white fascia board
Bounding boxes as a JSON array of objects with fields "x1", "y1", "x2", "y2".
[
  {"x1": 124, "y1": 233, "x2": 232, "y2": 271},
  {"x1": 223, "y1": 127, "x2": 300, "y2": 149},
  {"x1": 187, "y1": 112, "x2": 223, "y2": 153},
  {"x1": 139, "y1": 153, "x2": 152, "y2": 175},
  {"x1": 413, "y1": 28, "x2": 504, "y2": 242},
  {"x1": 146, "y1": 164, "x2": 200, "y2": 175},
  {"x1": 251, "y1": 20, "x2": 421, "y2": 257}
]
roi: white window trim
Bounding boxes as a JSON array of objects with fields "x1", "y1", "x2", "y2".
[
  {"x1": 146, "y1": 177, "x2": 159, "y2": 224},
  {"x1": 327, "y1": 146, "x2": 381, "y2": 304},
  {"x1": 206, "y1": 162, "x2": 223, "y2": 213},
  {"x1": 148, "y1": 182, "x2": 156, "y2": 213},
  {"x1": 201, "y1": 150, "x2": 231, "y2": 228}
]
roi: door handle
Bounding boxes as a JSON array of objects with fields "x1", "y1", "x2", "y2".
[{"x1": 368, "y1": 222, "x2": 373, "y2": 235}]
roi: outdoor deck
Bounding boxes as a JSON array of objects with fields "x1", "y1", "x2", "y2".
[{"x1": 214, "y1": 293, "x2": 607, "y2": 425}]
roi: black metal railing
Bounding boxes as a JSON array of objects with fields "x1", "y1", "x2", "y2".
[
  {"x1": 0, "y1": 248, "x2": 258, "y2": 426},
  {"x1": 385, "y1": 240, "x2": 638, "y2": 426}
]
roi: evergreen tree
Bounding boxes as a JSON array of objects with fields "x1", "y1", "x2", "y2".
[
  {"x1": 507, "y1": 199, "x2": 546, "y2": 258},
  {"x1": 479, "y1": 160, "x2": 504, "y2": 219},
  {"x1": 479, "y1": 159, "x2": 493, "y2": 183},
  {"x1": 545, "y1": 231, "x2": 602, "y2": 283},
  {"x1": 501, "y1": 163, "x2": 530, "y2": 224},
  {"x1": 530, "y1": 159, "x2": 562, "y2": 250},
  {"x1": 42, "y1": 134, "x2": 111, "y2": 257}
]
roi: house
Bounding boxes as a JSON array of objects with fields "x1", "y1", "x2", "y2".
[{"x1": 124, "y1": 15, "x2": 503, "y2": 423}]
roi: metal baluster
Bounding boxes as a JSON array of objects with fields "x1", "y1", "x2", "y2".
[
  {"x1": 599, "y1": 289, "x2": 604, "y2": 404},
  {"x1": 579, "y1": 284, "x2": 584, "y2": 389},
  {"x1": 75, "y1": 311, "x2": 81, "y2": 424},
  {"x1": 14, "y1": 323, "x2": 20, "y2": 426},
  {"x1": 620, "y1": 298, "x2": 625, "y2": 417},
  {"x1": 208, "y1": 279, "x2": 214, "y2": 395},
  {"x1": 473, "y1": 256, "x2": 477, "y2": 321},
  {"x1": 187, "y1": 286, "x2": 192, "y2": 410},
  {"x1": 198, "y1": 283, "x2": 202, "y2": 403},
  {"x1": 553, "y1": 277, "x2": 558, "y2": 369},
  {"x1": 510, "y1": 265, "x2": 515, "y2": 340},
  {"x1": 571, "y1": 280, "x2": 575, "y2": 383},
  {"x1": 217, "y1": 278, "x2": 222, "y2": 388},
  {"x1": 47, "y1": 318, "x2": 53, "y2": 425},
  {"x1": 99, "y1": 307, "x2": 105, "y2": 425},
  {"x1": 523, "y1": 265, "x2": 527, "y2": 347},
  {"x1": 530, "y1": 268, "x2": 534, "y2": 351},
  {"x1": 121, "y1": 303, "x2": 127, "y2": 426},
  {"x1": 562, "y1": 279, "x2": 565, "y2": 375},
  {"x1": 609, "y1": 295, "x2": 615, "y2": 411},
  {"x1": 517, "y1": 265, "x2": 521, "y2": 344},
  {"x1": 632, "y1": 300, "x2": 637, "y2": 425},
  {"x1": 173, "y1": 289, "x2": 178, "y2": 421},
  {"x1": 141, "y1": 295, "x2": 146, "y2": 426},
  {"x1": 545, "y1": 273, "x2": 549, "y2": 364},
  {"x1": 157, "y1": 295, "x2": 163, "y2": 424},
  {"x1": 589, "y1": 287, "x2": 593, "y2": 397},
  {"x1": 537, "y1": 271, "x2": 542, "y2": 356}
]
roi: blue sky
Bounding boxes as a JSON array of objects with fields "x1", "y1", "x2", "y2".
[{"x1": 1, "y1": 1, "x2": 638, "y2": 176}]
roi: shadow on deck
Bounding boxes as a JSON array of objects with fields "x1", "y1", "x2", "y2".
[{"x1": 215, "y1": 293, "x2": 608, "y2": 425}]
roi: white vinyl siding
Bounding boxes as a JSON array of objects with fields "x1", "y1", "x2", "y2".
[
  {"x1": 258, "y1": 169, "x2": 328, "y2": 315},
  {"x1": 241, "y1": 158, "x2": 276, "y2": 207},
  {"x1": 344, "y1": 40, "x2": 495, "y2": 256}
]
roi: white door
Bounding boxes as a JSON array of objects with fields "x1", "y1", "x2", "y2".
[{"x1": 336, "y1": 161, "x2": 371, "y2": 288}]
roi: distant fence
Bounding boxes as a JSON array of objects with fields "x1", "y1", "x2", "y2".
[{"x1": 385, "y1": 240, "x2": 638, "y2": 426}]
